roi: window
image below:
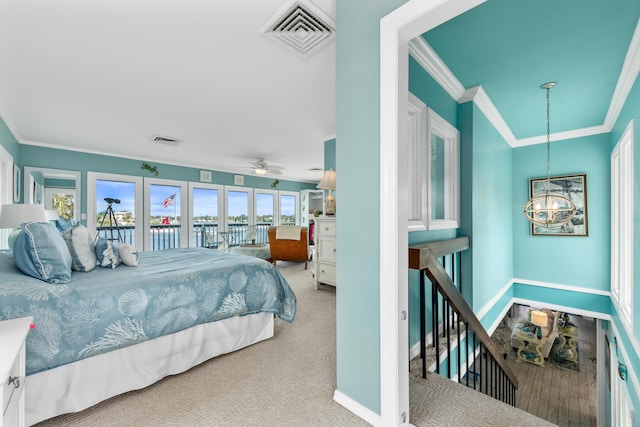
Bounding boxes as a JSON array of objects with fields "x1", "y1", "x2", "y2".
[
  {"x1": 611, "y1": 120, "x2": 634, "y2": 331},
  {"x1": 0, "y1": 146, "x2": 13, "y2": 249},
  {"x1": 144, "y1": 178, "x2": 188, "y2": 251},
  {"x1": 224, "y1": 186, "x2": 254, "y2": 247},
  {"x1": 188, "y1": 182, "x2": 224, "y2": 248},
  {"x1": 279, "y1": 191, "x2": 298, "y2": 225},
  {"x1": 88, "y1": 172, "x2": 143, "y2": 250},
  {"x1": 407, "y1": 92, "x2": 460, "y2": 231}
]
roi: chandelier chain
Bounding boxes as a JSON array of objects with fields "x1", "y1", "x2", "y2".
[{"x1": 546, "y1": 86, "x2": 551, "y2": 185}]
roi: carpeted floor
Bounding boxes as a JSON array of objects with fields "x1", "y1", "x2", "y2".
[{"x1": 36, "y1": 261, "x2": 552, "y2": 426}]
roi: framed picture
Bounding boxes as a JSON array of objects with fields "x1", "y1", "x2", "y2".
[
  {"x1": 529, "y1": 173, "x2": 588, "y2": 236},
  {"x1": 13, "y1": 165, "x2": 20, "y2": 202}
]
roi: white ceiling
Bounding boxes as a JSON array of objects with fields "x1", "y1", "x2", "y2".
[{"x1": 0, "y1": 0, "x2": 336, "y2": 183}]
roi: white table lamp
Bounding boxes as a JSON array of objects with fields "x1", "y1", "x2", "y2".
[
  {"x1": 0, "y1": 204, "x2": 48, "y2": 248},
  {"x1": 317, "y1": 169, "x2": 336, "y2": 216}
]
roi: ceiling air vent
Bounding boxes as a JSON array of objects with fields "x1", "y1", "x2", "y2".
[
  {"x1": 152, "y1": 135, "x2": 182, "y2": 146},
  {"x1": 261, "y1": 0, "x2": 335, "y2": 58}
]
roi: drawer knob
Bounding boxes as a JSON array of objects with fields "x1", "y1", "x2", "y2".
[{"x1": 8, "y1": 376, "x2": 19, "y2": 389}]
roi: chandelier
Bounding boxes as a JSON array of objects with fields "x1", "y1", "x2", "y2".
[{"x1": 523, "y1": 82, "x2": 576, "y2": 228}]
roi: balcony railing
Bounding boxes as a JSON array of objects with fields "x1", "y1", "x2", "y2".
[{"x1": 95, "y1": 222, "x2": 291, "y2": 251}]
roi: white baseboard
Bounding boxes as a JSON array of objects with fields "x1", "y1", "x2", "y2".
[{"x1": 333, "y1": 389, "x2": 381, "y2": 427}]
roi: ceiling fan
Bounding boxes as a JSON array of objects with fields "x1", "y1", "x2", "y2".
[{"x1": 247, "y1": 158, "x2": 284, "y2": 176}]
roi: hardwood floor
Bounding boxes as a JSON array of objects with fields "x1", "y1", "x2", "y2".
[{"x1": 501, "y1": 305, "x2": 597, "y2": 426}]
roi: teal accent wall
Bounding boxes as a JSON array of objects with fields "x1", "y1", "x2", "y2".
[
  {"x1": 19, "y1": 144, "x2": 316, "y2": 217},
  {"x1": 465, "y1": 103, "x2": 514, "y2": 313},
  {"x1": 324, "y1": 138, "x2": 336, "y2": 171},
  {"x1": 512, "y1": 134, "x2": 611, "y2": 289},
  {"x1": 335, "y1": 0, "x2": 404, "y2": 413},
  {"x1": 0, "y1": 115, "x2": 20, "y2": 161}
]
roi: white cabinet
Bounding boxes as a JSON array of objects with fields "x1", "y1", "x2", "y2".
[
  {"x1": 1, "y1": 317, "x2": 32, "y2": 427},
  {"x1": 314, "y1": 218, "x2": 336, "y2": 288}
]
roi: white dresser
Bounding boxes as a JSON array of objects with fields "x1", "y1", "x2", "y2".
[
  {"x1": 1, "y1": 317, "x2": 32, "y2": 427},
  {"x1": 314, "y1": 217, "x2": 336, "y2": 288}
]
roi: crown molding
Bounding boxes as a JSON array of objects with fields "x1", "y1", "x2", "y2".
[
  {"x1": 408, "y1": 36, "x2": 465, "y2": 101},
  {"x1": 604, "y1": 17, "x2": 640, "y2": 130},
  {"x1": 514, "y1": 124, "x2": 610, "y2": 147},
  {"x1": 462, "y1": 85, "x2": 517, "y2": 146},
  {"x1": 410, "y1": 19, "x2": 640, "y2": 148}
]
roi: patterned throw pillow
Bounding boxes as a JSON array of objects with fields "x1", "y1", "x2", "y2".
[
  {"x1": 63, "y1": 224, "x2": 97, "y2": 272},
  {"x1": 118, "y1": 243, "x2": 139, "y2": 267},
  {"x1": 95, "y1": 238, "x2": 121, "y2": 269},
  {"x1": 13, "y1": 222, "x2": 72, "y2": 283}
]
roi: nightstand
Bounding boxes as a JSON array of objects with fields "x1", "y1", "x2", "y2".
[
  {"x1": 314, "y1": 217, "x2": 336, "y2": 289},
  {"x1": 1, "y1": 317, "x2": 33, "y2": 427}
]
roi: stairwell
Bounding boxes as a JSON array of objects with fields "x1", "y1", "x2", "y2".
[{"x1": 408, "y1": 238, "x2": 553, "y2": 426}]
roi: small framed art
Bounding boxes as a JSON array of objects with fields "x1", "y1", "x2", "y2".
[
  {"x1": 529, "y1": 173, "x2": 587, "y2": 236},
  {"x1": 199, "y1": 170, "x2": 212, "y2": 183},
  {"x1": 13, "y1": 165, "x2": 20, "y2": 202}
]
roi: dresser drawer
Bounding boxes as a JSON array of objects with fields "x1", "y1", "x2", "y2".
[
  {"x1": 317, "y1": 238, "x2": 336, "y2": 263},
  {"x1": 3, "y1": 344, "x2": 23, "y2": 417},
  {"x1": 317, "y1": 262, "x2": 336, "y2": 285},
  {"x1": 316, "y1": 220, "x2": 336, "y2": 237}
]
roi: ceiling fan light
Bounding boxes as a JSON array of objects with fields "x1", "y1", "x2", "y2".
[{"x1": 254, "y1": 168, "x2": 267, "y2": 175}]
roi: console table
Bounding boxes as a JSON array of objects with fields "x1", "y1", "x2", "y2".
[{"x1": 557, "y1": 325, "x2": 579, "y2": 363}]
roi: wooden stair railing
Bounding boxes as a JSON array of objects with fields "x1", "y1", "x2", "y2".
[{"x1": 409, "y1": 237, "x2": 519, "y2": 406}]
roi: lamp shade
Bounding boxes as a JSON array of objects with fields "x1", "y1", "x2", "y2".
[
  {"x1": 0, "y1": 204, "x2": 47, "y2": 228},
  {"x1": 530, "y1": 310, "x2": 548, "y2": 327},
  {"x1": 45, "y1": 209, "x2": 60, "y2": 221},
  {"x1": 316, "y1": 169, "x2": 336, "y2": 190}
]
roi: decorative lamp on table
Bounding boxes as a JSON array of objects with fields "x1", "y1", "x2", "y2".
[
  {"x1": 317, "y1": 169, "x2": 336, "y2": 216},
  {"x1": 530, "y1": 310, "x2": 548, "y2": 340},
  {"x1": 0, "y1": 204, "x2": 48, "y2": 248}
]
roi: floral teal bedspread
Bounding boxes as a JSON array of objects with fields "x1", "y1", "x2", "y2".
[{"x1": 0, "y1": 248, "x2": 296, "y2": 375}]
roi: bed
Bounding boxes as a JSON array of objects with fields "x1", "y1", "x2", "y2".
[{"x1": 0, "y1": 246, "x2": 296, "y2": 425}]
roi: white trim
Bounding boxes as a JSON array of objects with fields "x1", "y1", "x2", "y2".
[
  {"x1": 514, "y1": 124, "x2": 610, "y2": 148},
  {"x1": 604, "y1": 18, "x2": 640, "y2": 130},
  {"x1": 596, "y1": 321, "x2": 606, "y2": 427},
  {"x1": 407, "y1": 92, "x2": 428, "y2": 231},
  {"x1": 333, "y1": 390, "x2": 382, "y2": 427},
  {"x1": 461, "y1": 86, "x2": 518, "y2": 146},
  {"x1": 512, "y1": 278, "x2": 612, "y2": 297},
  {"x1": 87, "y1": 172, "x2": 144, "y2": 251},
  {"x1": 143, "y1": 177, "x2": 188, "y2": 251},
  {"x1": 475, "y1": 279, "x2": 514, "y2": 320},
  {"x1": 278, "y1": 190, "x2": 300, "y2": 225},
  {"x1": 609, "y1": 320, "x2": 640, "y2": 413},
  {"x1": 187, "y1": 182, "x2": 224, "y2": 248},
  {"x1": 379, "y1": 1, "x2": 486, "y2": 425},
  {"x1": 408, "y1": 36, "x2": 465, "y2": 100}
]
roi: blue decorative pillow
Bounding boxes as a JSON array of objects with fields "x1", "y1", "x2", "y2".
[
  {"x1": 13, "y1": 222, "x2": 72, "y2": 284},
  {"x1": 63, "y1": 224, "x2": 97, "y2": 272},
  {"x1": 55, "y1": 217, "x2": 77, "y2": 234},
  {"x1": 95, "y1": 238, "x2": 121, "y2": 268}
]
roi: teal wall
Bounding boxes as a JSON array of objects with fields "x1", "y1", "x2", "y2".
[
  {"x1": 19, "y1": 144, "x2": 316, "y2": 218},
  {"x1": 0, "y1": 115, "x2": 20, "y2": 162},
  {"x1": 335, "y1": 0, "x2": 404, "y2": 413},
  {"x1": 512, "y1": 134, "x2": 611, "y2": 290},
  {"x1": 324, "y1": 138, "x2": 336, "y2": 171},
  {"x1": 465, "y1": 103, "x2": 514, "y2": 313}
]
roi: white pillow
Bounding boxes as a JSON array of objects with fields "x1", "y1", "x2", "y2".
[
  {"x1": 63, "y1": 224, "x2": 97, "y2": 272},
  {"x1": 118, "y1": 243, "x2": 139, "y2": 267}
]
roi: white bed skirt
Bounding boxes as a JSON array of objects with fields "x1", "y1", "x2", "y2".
[{"x1": 26, "y1": 312, "x2": 274, "y2": 426}]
